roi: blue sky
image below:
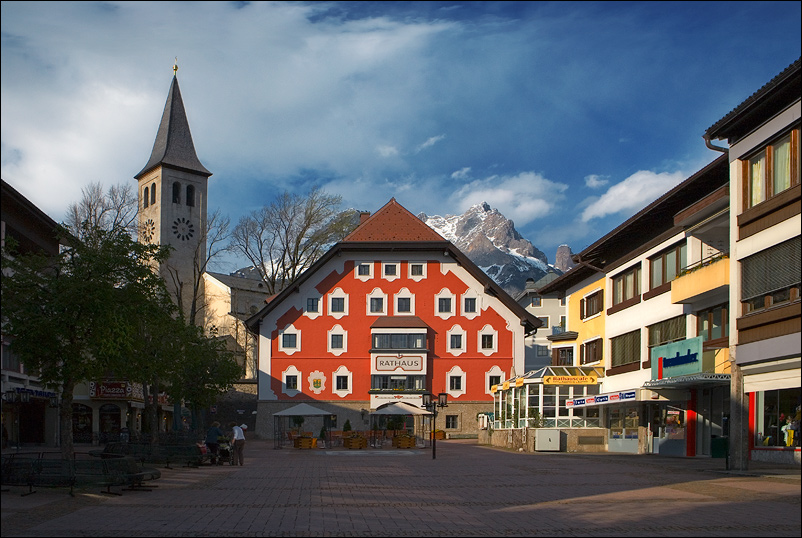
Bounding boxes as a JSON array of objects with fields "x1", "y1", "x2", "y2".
[{"x1": 2, "y1": 1, "x2": 800, "y2": 273}]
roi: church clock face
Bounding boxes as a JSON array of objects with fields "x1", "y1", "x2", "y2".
[
  {"x1": 142, "y1": 219, "x2": 156, "y2": 243},
  {"x1": 172, "y1": 217, "x2": 195, "y2": 241}
]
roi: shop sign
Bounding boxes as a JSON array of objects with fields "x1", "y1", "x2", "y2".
[
  {"x1": 12, "y1": 387, "x2": 57, "y2": 399},
  {"x1": 515, "y1": 378, "x2": 524, "y2": 387},
  {"x1": 566, "y1": 390, "x2": 637, "y2": 408},
  {"x1": 651, "y1": 337, "x2": 703, "y2": 380},
  {"x1": 373, "y1": 355, "x2": 424, "y2": 373},
  {"x1": 544, "y1": 375, "x2": 597, "y2": 385},
  {"x1": 90, "y1": 381, "x2": 145, "y2": 401}
]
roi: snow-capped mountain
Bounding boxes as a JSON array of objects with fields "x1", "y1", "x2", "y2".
[{"x1": 419, "y1": 202, "x2": 558, "y2": 297}]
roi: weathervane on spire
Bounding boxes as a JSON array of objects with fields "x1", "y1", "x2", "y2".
[{"x1": 173, "y1": 57, "x2": 178, "y2": 76}]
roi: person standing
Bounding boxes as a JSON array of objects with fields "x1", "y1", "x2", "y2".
[
  {"x1": 230, "y1": 422, "x2": 247, "y2": 466},
  {"x1": 205, "y1": 421, "x2": 225, "y2": 465}
]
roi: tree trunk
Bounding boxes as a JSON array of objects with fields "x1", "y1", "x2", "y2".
[{"x1": 59, "y1": 379, "x2": 76, "y2": 460}]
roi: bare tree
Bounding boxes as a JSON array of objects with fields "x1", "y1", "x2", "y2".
[
  {"x1": 65, "y1": 182, "x2": 138, "y2": 240},
  {"x1": 230, "y1": 187, "x2": 358, "y2": 294}
]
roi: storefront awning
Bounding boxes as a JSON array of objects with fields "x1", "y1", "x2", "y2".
[{"x1": 642, "y1": 373, "x2": 730, "y2": 390}]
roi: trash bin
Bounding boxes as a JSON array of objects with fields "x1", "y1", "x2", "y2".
[{"x1": 711, "y1": 436, "x2": 728, "y2": 458}]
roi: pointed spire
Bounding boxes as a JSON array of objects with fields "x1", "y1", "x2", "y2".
[{"x1": 135, "y1": 72, "x2": 211, "y2": 179}]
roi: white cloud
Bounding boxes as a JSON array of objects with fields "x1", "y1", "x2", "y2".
[
  {"x1": 376, "y1": 145, "x2": 400, "y2": 157},
  {"x1": 452, "y1": 171, "x2": 568, "y2": 226},
  {"x1": 451, "y1": 167, "x2": 471, "y2": 180},
  {"x1": 415, "y1": 134, "x2": 446, "y2": 153},
  {"x1": 581, "y1": 170, "x2": 686, "y2": 222},
  {"x1": 584, "y1": 174, "x2": 609, "y2": 189}
]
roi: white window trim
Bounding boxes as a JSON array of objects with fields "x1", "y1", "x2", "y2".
[
  {"x1": 485, "y1": 365, "x2": 504, "y2": 396},
  {"x1": 408, "y1": 262, "x2": 427, "y2": 281},
  {"x1": 394, "y1": 287, "x2": 415, "y2": 316},
  {"x1": 435, "y1": 288, "x2": 456, "y2": 320},
  {"x1": 278, "y1": 324, "x2": 301, "y2": 355},
  {"x1": 304, "y1": 295, "x2": 322, "y2": 320},
  {"x1": 328, "y1": 288, "x2": 349, "y2": 320},
  {"x1": 553, "y1": 344, "x2": 576, "y2": 366},
  {"x1": 327, "y1": 325, "x2": 347, "y2": 356},
  {"x1": 382, "y1": 262, "x2": 400, "y2": 282},
  {"x1": 282, "y1": 366, "x2": 301, "y2": 397},
  {"x1": 581, "y1": 336, "x2": 603, "y2": 366},
  {"x1": 537, "y1": 316, "x2": 550, "y2": 331},
  {"x1": 332, "y1": 365, "x2": 353, "y2": 398},
  {"x1": 446, "y1": 365, "x2": 466, "y2": 399},
  {"x1": 366, "y1": 288, "x2": 388, "y2": 316},
  {"x1": 355, "y1": 261, "x2": 374, "y2": 281},
  {"x1": 446, "y1": 325, "x2": 467, "y2": 356},
  {"x1": 582, "y1": 287, "x2": 604, "y2": 322},
  {"x1": 461, "y1": 290, "x2": 481, "y2": 320},
  {"x1": 307, "y1": 370, "x2": 326, "y2": 395},
  {"x1": 478, "y1": 325, "x2": 498, "y2": 356}
]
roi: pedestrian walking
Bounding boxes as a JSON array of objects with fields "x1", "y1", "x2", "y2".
[{"x1": 230, "y1": 422, "x2": 247, "y2": 466}]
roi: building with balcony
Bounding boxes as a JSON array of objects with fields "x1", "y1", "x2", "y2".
[{"x1": 704, "y1": 57, "x2": 800, "y2": 466}]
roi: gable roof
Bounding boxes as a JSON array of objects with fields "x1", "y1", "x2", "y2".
[
  {"x1": 135, "y1": 76, "x2": 212, "y2": 179},
  {"x1": 246, "y1": 199, "x2": 540, "y2": 334},
  {"x1": 538, "y1": 154, "x2": 729, "y2": 295},
  {"x1": 344, "y1": 198, "x2": 445, "y2": 242},
  {"x1": 705, "y1": 57, "x2": 801, "y2": 145}
]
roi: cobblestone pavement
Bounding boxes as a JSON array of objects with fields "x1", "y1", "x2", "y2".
[{"x1": 2, "y1": 439, "x2": 799, "y2": 537}]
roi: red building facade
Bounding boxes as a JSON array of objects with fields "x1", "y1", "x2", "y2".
[{"x1": 248, "y1": 199, "x2": 540, "y2": 440}]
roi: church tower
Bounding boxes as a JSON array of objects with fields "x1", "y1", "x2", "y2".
[{"x1": 135, "y1": 65, "x2": 212, "y2": 322}]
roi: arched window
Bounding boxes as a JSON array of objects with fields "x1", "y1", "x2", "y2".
[
  {"x1": 143, "y1": 187, "x2": 149, "y2": 208},
  {"x1": 150, "y1": 182, "x2": 156, "y2": 205},
  {"x1": 186, "y1": 185, "x2": 195, "y2": 207},
  {"x1": 172, "y1": 182, "x2": 181, "y2": 204}
]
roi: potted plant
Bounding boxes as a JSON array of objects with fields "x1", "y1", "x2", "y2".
[
  {"x1": 342, "y1": 419, "x2": 352, "y2": 436},
  {"x1": 433, "y1": 429, "x2": 446, "y2": 440}
]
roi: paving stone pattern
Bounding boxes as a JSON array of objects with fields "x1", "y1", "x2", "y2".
[{"x1": 2, "y1": 440, "x2": 799, "y2": 537}]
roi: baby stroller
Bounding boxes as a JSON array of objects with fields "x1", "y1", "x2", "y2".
[{"x1": 217, "y1": 438, "x2": 232, "y2": 465}]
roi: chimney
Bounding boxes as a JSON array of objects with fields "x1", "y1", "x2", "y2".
[{"x1": 359, "y1": 211, "x2": 371, "y2": 224}]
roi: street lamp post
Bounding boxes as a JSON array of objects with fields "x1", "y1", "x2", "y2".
[{"x1": 422, "y1": 392, "x2": 448, "y2": 460}]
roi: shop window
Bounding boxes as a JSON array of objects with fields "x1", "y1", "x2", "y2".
[
  {"x1": 445, "y1": 415, "x2": 458, "y2": 429},
  {"x1": 610, "y1": 330, "x2": 640, "y2": 367},
  {"x1": 741, "y1": 236, "x2": 801, "y2": 314},
  {"x1": 743, "y1": 129, "x2": 799, "y2": 210},
  {"x1": 648, "y1": 316, "x2": 686, "y2": 348},
  {"x1": 650, "y1": 242, "x2": 686, "y2": 289},
  {"x1": 754, "y1": 387, "x2": 801, "y2": 447}
]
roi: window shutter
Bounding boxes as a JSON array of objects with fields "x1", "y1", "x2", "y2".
[
  {"x1": 579, "y1": 344, "x2": 585, "y2": 365},
  {"x1": 741, "y1": 236, "x2": 801, "y2": 300},
  {"x1": 579, "y1": 298, "x2": 586, "y2": 320},
  {"x1": 551, "y1": 348, "x2": 559, "y2": 366},
  {"x1": 599, "y1": 290, "x2": 604, "y2": 312}
]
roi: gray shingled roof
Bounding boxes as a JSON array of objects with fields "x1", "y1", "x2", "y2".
[{"x1": 135, "y1": 76, "x2": 211, "y2": 179}]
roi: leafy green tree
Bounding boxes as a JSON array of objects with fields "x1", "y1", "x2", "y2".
[{"x1": 1, "y1": 224, "x2": 170, "y2": 458}]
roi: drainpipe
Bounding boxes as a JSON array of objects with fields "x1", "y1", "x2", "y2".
[{"x1": 703, "y1": 133, "x2": 728, "y2": 153}]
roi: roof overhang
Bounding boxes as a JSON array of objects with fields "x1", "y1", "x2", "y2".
[{"x1": 643, "y1": 373, "x2": 730, "y2": 390}]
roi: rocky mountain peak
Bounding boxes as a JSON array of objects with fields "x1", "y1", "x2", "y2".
[{"x1": 419, "y1": 202, "x2": 560, "y2": 297}]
